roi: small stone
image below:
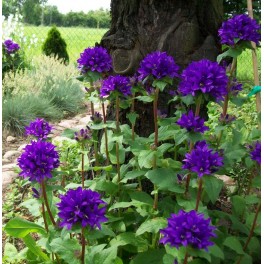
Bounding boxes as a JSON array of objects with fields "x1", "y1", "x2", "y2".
[
  {"x1": 58, "y1": 120, "x2": 78, "y2": 129},
  {"x1": 6, "y1": 136, "x2": 16, "y2": 143},
  {"x1": 2, "y1": 163, "x2": 17, "y2": 171},
  {"x1": 216, "y1": 175, "x2": 236, "y2": 186},
  {"x1": 2, "y1": 170, "x2": 17, "y2": 189},
  {"x1": 2, "y1": 159, "x2": 10, "y2": 165},
  {"x1": 79, "y1": 116, "x2": 91, "y2": 125},
  {"x1": 3, "y1": 150, "x2": 21, "y2": 161},
  {"x1": 18, "y1": 144, "x2": 27, "y2": 152}
]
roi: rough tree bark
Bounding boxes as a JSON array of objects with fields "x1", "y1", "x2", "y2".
[{"x1": 100, "y1": 0, "x2": 224, "y2": 136}]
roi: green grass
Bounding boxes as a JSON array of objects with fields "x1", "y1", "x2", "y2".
[
  {"x1": 237, "y1": 48, "x2": 261, "y2": 84},
  {"x1": 23, "y1": 25, "x2": 260, "y2": 83},
  {"x1": 23, "y1": 26, "x2": 108, "y2": 64}
]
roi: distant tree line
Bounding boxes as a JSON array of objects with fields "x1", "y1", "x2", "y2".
[
  {"x1": 2, "y1": 0, "x2": 260, "y2": 28},
  {"x1": 2, "y1": 0, "x2": 111, "y2": 28}
]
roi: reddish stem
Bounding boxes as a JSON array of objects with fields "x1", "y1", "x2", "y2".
[
  {"x1": 41, "y1": 180, "x2": 56, "y2": 226},
  {"x1": 195, "y1": 178, "x2": 203, "y2": 211}
]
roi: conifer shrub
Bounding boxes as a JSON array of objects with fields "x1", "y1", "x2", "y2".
[{"x1": 42, "y1": 26, "x2": 69, "y2": 63}]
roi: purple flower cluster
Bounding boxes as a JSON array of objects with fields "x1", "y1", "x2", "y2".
[
  {"x1": 230, "y1": 78, "x2": 243, "y2": 96},
  {"x1": 138, "y1": 51, "x2": 180, "y2": 80},
  {"x1": 90, "y1": 112, "x2": 103, "y2": 123},
  {"x1": 218, "y1": 14, "x2": 261, "y2": 46},
  {"x1": 3, "y1": 39, "x2": 20, "y2": 54},
  {"x1": 77, "y1": 46, "x2": 112, "y2": 74},
  {"x1": 25, "y1": 118, "x2": 52, "y2": 139},
  {"x1": 57, "y1": 187, "x2": 108, "y2": 230},
  {"x1": 17, "y1": 141, "x2": 60, "y2": 182},
  {"x1": 249, "y1": 141, "x2": 261, "y2": 165},
  {"x1": 160, "y1": 210, "x2": 216, "y2": 251},
  {"x1": 100, "y1": 75, "x2": 132, "y2": 97},
  {"x1": 176, "y1": 110, "x2": 209, "y2": 133},
  {"x1": 179, "y1": 59, "x2": 228, "y2": 101},
  {"x1": 74, "y1": 127, "x2": 92, "y2": 142},
  {"x1": 182, "y1": 141, "x2": 224, "y2": 177}
]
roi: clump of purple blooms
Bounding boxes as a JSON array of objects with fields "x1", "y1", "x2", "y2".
[
  {"x1": 25, "y1": 118, "x2": 52, "y2": 140},
  {"x1": 100, "y1": 75, "x2": 132, "y2": 97},
  {"x1": 230, "y1": 78, "x2": 243, "y2": 96},
  {"x1": 91, "y1": 112, "x2": 103, "y2": 124},
  {"x1": 182, "y1": 141, "x2": 224, "y2": 177},
  {"x1": 176, "y1": 110, "x2": 209, "y2": 133},
  {"x1": 249, "y1": 141, "x2": 261, "y2": 165},
  {"x1": 179, "y1": 59, "x2": 228, "y2": 101},
  {"x1": 17, "y1": 141, "x2": 60, "y2": 182},
  {"x1": 138, "y1": 51, "x2": 180, "y2": 80},
  {"x1": 3, "y1": 39, "x2": 20, "y2": 54},
  {"x1": 218, "y1": 14, "x2": 261, "y2": 46},
  {"x1": 57, "y1": 187, "x2": 108, "y2": 230},
  {"x1": 77, "y1": 46, "x2": 112, "y2": 74},
  {"x1": 160, "y1": 210, "x2": 216, "y2": 251},
  {"x1": 74, "y1": 127, "x2": 92, "y2": 142}
]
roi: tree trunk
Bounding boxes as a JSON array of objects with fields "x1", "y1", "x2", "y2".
[{"x1": 100, "y1": 0, "x2": 223, "y2": 137}]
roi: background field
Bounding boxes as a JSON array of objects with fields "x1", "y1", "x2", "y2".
[
  {"x1": 24, "y1": 26, "x2": 108, "y2": 64},
  {"x1": 23, "y1": 25, "x2": 260, "y2": 84}
]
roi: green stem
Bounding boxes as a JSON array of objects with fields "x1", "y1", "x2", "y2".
[
  {"x1": 115, "y1": 96, "x2": 121, "y2": 187},
  {"x1": 93, "y1": 132, "x2": 100, "y2": 176},
  {"x1": 41, "y1": 202, "x2": 49, "y2": 232},
  {"x1": 218, "y1": 58, "x2": 237, "y2": 145},
  {"x1": 81, "y1": 145, "x2": 85, "y2": 186},
  {"x1": 131, "y1": 93, "x2": 136, "y2": 141},
  {"x1": 81, "y1": 227, "x2": 85, "y2": 264},
  {"x1": 236, "y1": 202, "x2": 261, "y2": 264},
  {"x1": 90, "y1": 81, "x2": 95, "y2": 116},
  {"x1": 185, "y1": 96, "x2": 202, "y2": 194},
  {"x1": 195, "y1": 178, "x2": 203, "y2": 211},
  {"x1": 41, "y1": 180, "x2": 56, "y2": 226},
  {"x1": 153, "y1": 88, "x2": 159, "y2": 210},
  {"x1": 183, "y1": 251, "x2": 189, "y2": 264},
  {"x1": 102, "y1": 102, "x2": 110, "y2": 165}
]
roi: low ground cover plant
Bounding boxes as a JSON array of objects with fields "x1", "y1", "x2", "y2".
[
  {"x1": 2, "y1": 55, "x2": 84, "y2": 136},
  {"x1": 3, "y1": 13, "x2": 261, "y2": 264}
]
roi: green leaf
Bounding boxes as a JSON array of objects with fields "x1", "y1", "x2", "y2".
[
  {"x1": 136, "y1": 217, "x2": 167, "y2": 236},
  {"x1": 217, "y1": 47, "x2": 243, "y2": 63},
  {"x1": 181, "y1": 95, "x2": 194, "y2": 106},
  {"x1": 245, "y1": 195, "x2": 260, "y2": 205},
  {"x1": 23, "y1": 234, "x2": 50, "y2": 261},
  {"x1": 109, "y1": 145, "x2": 126, "y2": 165},
  {"x1": 110, "y1": 232, "x2": 148, "y2": 250},
  {"x1": 121, "y1": 170, "x2": 147, "y2": 183},
  {"x1": 129, "y1": 191, "x2": 153, "y2": 205},
  {"x1": 136, "y1": 95, "x2": 154, "y2": 102},
  {"x1": 20, "y1": 198, "x2": 41, "y2": 217},
  {"x1": 153, "y1": 80, "x2": 168, "y2": 91},
  {"x1": 239, "y1": 254, "x2": 252, "y2": 264},
  {"x1": 204, "y1": 176, "x2": 223, "y2": 203},
  {"x1": 223, "y1": 236, "x2": 244, "y2": 254},
  {"x1": 93, "y1": 180, "x2": 118, "y2": 195},
  {"x1": 158, "y1": 143, "x2": 174, "y2": 154},
  {"x1": 231, "y1": 195, "x2": 246, "y2": 217},
  {"x1": 92, "y1": 246, "x2": 118, "y2": 264},
  {"x1": 127, "y1": 112, "x2": 139, "y2": 125},
  {"x1": 61, "y1": 128, "x2": 77, "y2": 139},
  {"x1": 208, "y1": 244, "x2": 224, "y2": 260},
  {"x1": 163, "y1": 254, "x2": 175, "y2": 264},
  {"x1": 50, "y1": 237, "x2": 81, "y2": 264},
  {"x1": 5, "y1": 217, "x2": 46, "y2": 238},
  {"x1": 138, "y1": 150, "x2": 156, "y2": 169},
  {"x1": 145, "y1": 168, "x2": 184, "y2": 193},
  {"x1": 3, "y1": 242, "x2": 18, "y2": 261},
  {"x1": 248, "y1": 85, "x2": 261, "y2": 97},
  {"x1": 130, "y1": 249, "x2": 166, "y2": 264}
]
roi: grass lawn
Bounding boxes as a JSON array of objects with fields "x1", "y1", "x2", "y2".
[{"x1": 23, "y1": 26, "x2": 108, "y2": 64}]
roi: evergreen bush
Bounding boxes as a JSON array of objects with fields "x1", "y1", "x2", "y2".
[{"x1": 42, "y1": 26, "x2": 69, "y2": 63}]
